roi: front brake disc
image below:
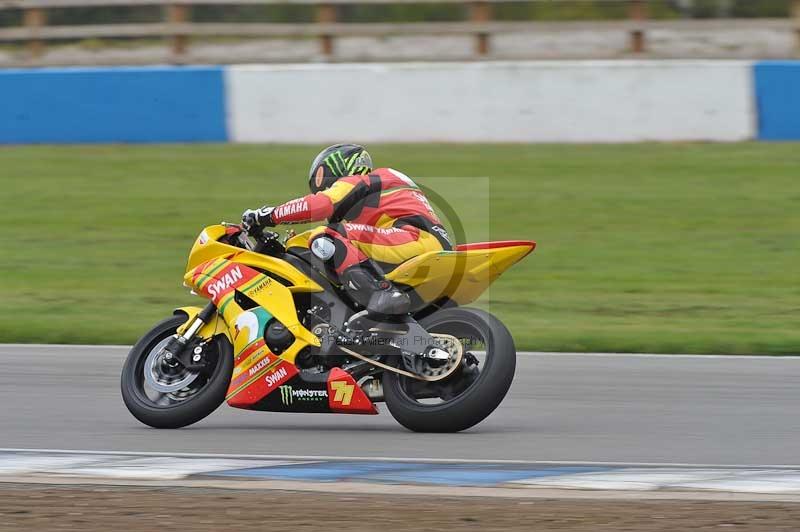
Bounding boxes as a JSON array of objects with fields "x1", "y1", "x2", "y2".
[{"x1": 143, "y1": 336, "x2": 200, "y2": 393}]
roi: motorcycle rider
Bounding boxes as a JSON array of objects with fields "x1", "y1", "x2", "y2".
[{"x1": 242, "y1": 143, "x2": 452, "y2": 320}]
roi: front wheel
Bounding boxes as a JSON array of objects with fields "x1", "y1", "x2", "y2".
[
  {"x1": 383, "y1": 307, "x2": 516, "y2": 433},
  {"x1": 121, "y1": 315, "x2": 233, "y2": 429}
]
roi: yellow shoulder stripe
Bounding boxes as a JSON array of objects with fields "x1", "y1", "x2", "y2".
[{"x1": 320, "y1": 180, "x2": 355, "y2": 204}]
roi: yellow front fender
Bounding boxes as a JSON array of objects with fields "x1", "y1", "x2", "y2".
[{"x1": 174, "y1": 306, "x2": 232, "y2": 343}]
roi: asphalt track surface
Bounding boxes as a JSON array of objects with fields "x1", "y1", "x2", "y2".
[{"x1": 1, "y1": 345, "x2": 798, "y2": 466}]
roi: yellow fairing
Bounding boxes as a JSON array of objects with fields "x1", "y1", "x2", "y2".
[
  {"x1": 287, "y1": 230, "x2": 535, "y2": 305},
  {"x1": 183, "y1": 258, "x2": 320, "y2": 364},
  {"x1": 237, "y1": 270, "x2": 320, "y2": 361},
  {"x1": 387, "y1": 243, "x2": 536, "y2": 305},
  {"x1": 235, "y1": 251, "x2": 323, "y2": 293},
  {"x1": 187, "y1": 225, "x2": 323, "y2": 294},
  {"x1": 222, "y1": 273, "x2": 320, "y2": 365},
  {"x1": 186, "y1": 225, "x2": 237, "y2": 271},
  {"x1": 174, "y1": 306, "x2": 232, "y2": 342},
  {"x1": 181, "y1": 225, "x2": 325, "y2": 364},
  {"x1": 285, "y1": 229, "x2": 314, "y2": 250}
]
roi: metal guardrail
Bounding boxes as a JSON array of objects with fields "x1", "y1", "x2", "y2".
[{"x1": 1, "y1": 0, "x2": 799, "y2": 62}]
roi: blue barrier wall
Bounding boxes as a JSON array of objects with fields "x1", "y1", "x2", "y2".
[
  {"x1": 0, "y1": 66, "x2": 227, "y2": 143},
  {"x1": 1, "y1": 61, "x2": 799, "y2": 143},
  {"x1": 755, "y1": 61, "x2": 800, "y2": 141}
]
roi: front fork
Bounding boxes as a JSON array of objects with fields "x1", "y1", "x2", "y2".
[{"x1": 160, "y1": 302, "x2": 217, "y2": 370}]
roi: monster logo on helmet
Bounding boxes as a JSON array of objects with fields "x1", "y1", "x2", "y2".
[{"x1": 308, "y1": 144, "x2": 373, "y2": 193}]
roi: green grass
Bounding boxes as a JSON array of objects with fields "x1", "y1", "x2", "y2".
[{"x1": 1, "y1": 143, "x2": 798, "y2": 354}]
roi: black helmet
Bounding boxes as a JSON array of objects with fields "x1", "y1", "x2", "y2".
[{"x1": 308, "y1": 144, "x2": 373, "y2": 193}]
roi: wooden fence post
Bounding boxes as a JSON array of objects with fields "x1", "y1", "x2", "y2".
[
  {"x1": 166, "y1": 3, "x2": 191, "y2": 59},
  {"x1": 23, "y1": 7, "x2": 47, "y2": 59},
  {"x1": 317, "y1": 4, "x2": 337, "y2": 58},
  {"x1": 470, "y1": 1, "x2": 491, "y2": 56},
  {"x1": 628, "y1": 0, "x2": 647, "y2": 54},
  {"x1": 792, "y1": 0, "x2": 800, "y2": 56}
]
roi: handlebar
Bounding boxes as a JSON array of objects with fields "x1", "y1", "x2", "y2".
[
  {"x1": 225, "y1": 224, "x2": 282, "y2": 255},
  {"x1": 237, "y1": 230, "x2": 255, "y2": 251}
]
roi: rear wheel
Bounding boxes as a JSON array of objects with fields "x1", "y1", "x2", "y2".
[
  {"x1": 383, "y1": 307, "x2": 516, "y2": 433},
  {"x1": 121, "y1": 315, "x2": 233, "y2": 429}
]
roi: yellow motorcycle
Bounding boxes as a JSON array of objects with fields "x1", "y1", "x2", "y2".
[{"x1": 121, "y1": 222, "x2": 535, "y2": 432}]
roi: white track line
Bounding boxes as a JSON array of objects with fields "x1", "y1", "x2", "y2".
[
  {"x1": 2, "y1": 448, "x2": 800, "y2": 470},
  {"x1": 2, "y1": 344, "x2": 799, "y2": 359},
  {"x1": 7, "y1": 475, "x2": 800, "y2": 502}
]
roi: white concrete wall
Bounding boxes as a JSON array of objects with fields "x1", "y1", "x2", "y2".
[{"x1": 225, "y1": 61, "x2": 755, "y2": 143}]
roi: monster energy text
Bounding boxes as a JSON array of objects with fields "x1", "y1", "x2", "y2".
[{"x1": 279, "y1": 385, "x2": 328, "y2": 405}]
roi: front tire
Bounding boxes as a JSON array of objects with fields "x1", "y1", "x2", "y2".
[
  {"x1": 383, "y1": 307, "x2": 516, "y2": 433},
  {"x1": 121, "y1": 315, "x2": 233, "y2": 429}
]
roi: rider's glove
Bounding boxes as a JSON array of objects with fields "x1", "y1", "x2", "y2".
[{"x1": 241, "y1": 206, "x2": 276, "y2": 230}]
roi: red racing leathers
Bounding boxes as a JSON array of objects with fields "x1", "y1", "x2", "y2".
[{"x1": 271, "y1": 168, "x2": 452, "y2": 275}]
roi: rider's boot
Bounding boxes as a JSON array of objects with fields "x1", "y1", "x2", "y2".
[{"x1": 340, "y1": 260, "x2": 410, "y2": 321}]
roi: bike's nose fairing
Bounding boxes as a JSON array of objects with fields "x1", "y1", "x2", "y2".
[{"x1": 184, "y1": 257, "x2": 377, "y2": 415}]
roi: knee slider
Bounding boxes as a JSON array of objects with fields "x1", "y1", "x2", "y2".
[{"x1": 311, "y1": 236, "x2": 336, "y2": 261}]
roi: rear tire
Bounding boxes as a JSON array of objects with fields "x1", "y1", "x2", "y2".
[
  {"x1": 383, "y1": 307, "x2": 516, "y2": 433},
  {"x1": 121, "y1": 315, "x2": 233, "y2": 429}
]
